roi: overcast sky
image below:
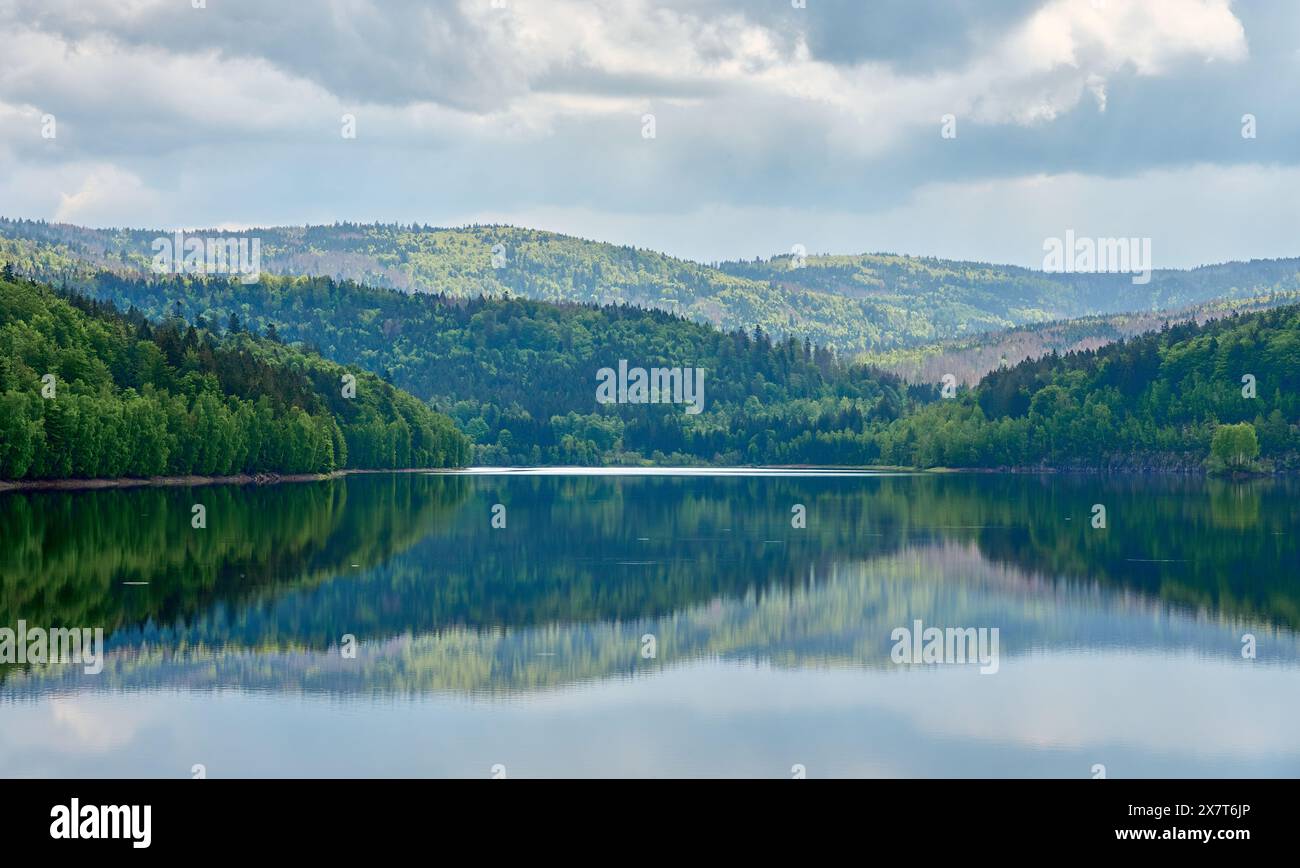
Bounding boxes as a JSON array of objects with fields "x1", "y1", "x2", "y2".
[{"x1": 1, "y1": 0, "x2": 1296, "y2": 267}]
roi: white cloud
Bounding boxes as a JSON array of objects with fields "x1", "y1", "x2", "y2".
[
  {"x1": 0, "y1": 0, "x2": 1252, "y2": 142},
  {"x1": 52, "y1": 163, "x2": 161, "y2": 224}
]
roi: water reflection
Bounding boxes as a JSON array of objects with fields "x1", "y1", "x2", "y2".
[{"x1": 2, "y1": 472, "x2": 1297, "y2": 776}]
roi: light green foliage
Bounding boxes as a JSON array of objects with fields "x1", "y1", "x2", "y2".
[
  {"x1": 1210, "y1": 422, "x2": 1260, "y2": 472},
  {"x1": 0, "y1": 274, "x2": 468, "y2": 480}
]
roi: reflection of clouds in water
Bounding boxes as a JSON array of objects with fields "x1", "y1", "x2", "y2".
[
  {"x1": 4, "y1": 660, "x2": 1296, "y2": 778},
  {"x1": 844, "y1": 653, "x2": 1300, "y2": 758},
  {"x1": 3, "y1": 696, "x2": 152, "y2": 753},
  {"x1": 51, "y1": 698, "x2": 145, "y2": 750},
  {"x1": 513, "y1": 654, "x2": 1300, "y2": 759},
  {"x1": 462, "y1": 659, "x2": 1300, "y2": 775}
]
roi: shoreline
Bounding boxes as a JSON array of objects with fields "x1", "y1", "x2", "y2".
[
  {"x1": 0, "y1": 463, "x2": 1287, "y2": 492},
  {"x1": 0, "y1": 467, "x2": 457, "y2": 493}
]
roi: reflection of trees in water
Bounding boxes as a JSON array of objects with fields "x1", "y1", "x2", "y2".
[
  {"x1": 0, "y1": 474, "x2": 469, "y2": 681},
  {"x1": 3, "y1": 472, "x2": 1296, "y2": 690},
  {"x1": 11, "y1": 539, "x2": 1298, "y2": 697},
  {"x1": 1208, "y1": 479, "x2": 1263, "y2": 529},
  {"x1": 949, "y1": 475, "x2": 1298, "y2": 629},
  {"x1": 262, "y1": 474, "x2": 1300, "y2": 639}
]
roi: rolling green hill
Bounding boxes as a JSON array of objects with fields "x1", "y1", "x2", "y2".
[
  {"x1": 862, "y1": 290, "x2": 1300, "y2": 386},
  {"x1": 0, "y1": 270, "x2": 469, "y2": 480},
  {"x1": 19, "y1": 267, "x2": 910, "y2": 466},
  {"x1": 5, "y1": 217, "x2": 1299, "y2": 355},
  {"x1": 875, "y1": 305, "x2": 1300, "y2": 471},
  {"x1": 721, "y1": 251, "x2": 1300, "y2": 323}
]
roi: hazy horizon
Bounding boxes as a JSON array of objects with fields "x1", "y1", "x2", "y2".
[{"x1": 3, "y1": 214, "x2": 1296, "y2": 275}]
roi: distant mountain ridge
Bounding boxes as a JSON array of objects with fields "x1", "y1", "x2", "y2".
[
  {"x1": 4, "y1": 217, "x2": 1298, "y2": 356},
  {"x1": 862, "y1": 289, "x2": 1300, "y2": 386}
]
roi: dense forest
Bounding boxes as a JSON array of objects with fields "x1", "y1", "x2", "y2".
[
  {"x1": 4, "y1": 230, "x2": 1299, "y2": 473},
  {"x1": 874, "y1": 305, "x2": 1300, "y2": 472},
  {"x1": 0, "y1": 270, "x2": 469, "y2": 480},
  {"x1": 20, "y1": 267, "x2": 914, "y2": 465},
  {"x1": 5, "y1": 217, "x2": 1299, "y2": 356}
]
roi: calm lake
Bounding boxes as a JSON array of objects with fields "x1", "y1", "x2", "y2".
[{"x1": 2, "y1": 470, "x2": 1298, "y2": 778}]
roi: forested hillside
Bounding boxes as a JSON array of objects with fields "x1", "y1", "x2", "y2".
[
  {"x1": 26, "y1": 268, "x2": 911, "y2": 466},
  {"x1": 0, "y1": 271, "x2": 469, "y2": 480},
  {"x1": 5, "y1": 229, "x2": 1298, "y2": 474},
  {"x1": 874, "y1": 305, "x2": 1300, "y2": 471},
  {"x1": 863, "y1": 291, "x2": 1300, "y2": 386},
  {"x1": 721, "y1": 251, "x2": 1300, "y2": 326},
  {"x1": 6, "y1": 217, "x2": 1299, "y2": 355}
]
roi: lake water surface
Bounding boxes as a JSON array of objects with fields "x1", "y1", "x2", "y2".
[{"x1": 2, "y1": 470, "x2": 1297, "y2": 777}]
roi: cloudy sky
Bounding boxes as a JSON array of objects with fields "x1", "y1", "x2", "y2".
[{"x1": 1, "y1": 0, "x2": 1296, "y2": 266}]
